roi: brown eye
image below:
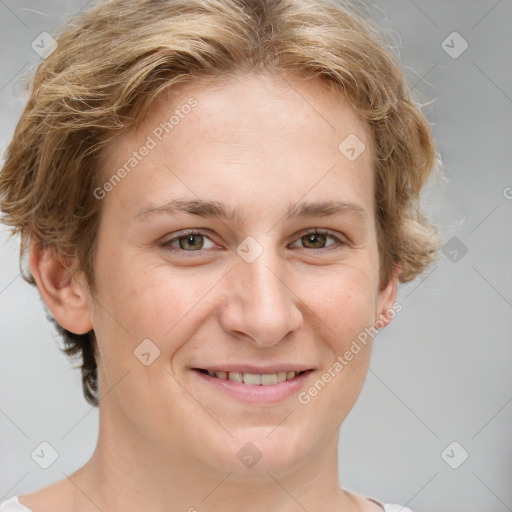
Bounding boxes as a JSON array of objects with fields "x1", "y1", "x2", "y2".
[
  {"x1": 290, "y1": 230, "x2": 344, "y2": 250},
  {"x1": 301, "y1": 233, "x2": 328, "y2": 249},
  {"x1": 162, "y1": 231, "x2": 215, "y2": 252},
  {"x1": 178, "y1": 233, "x2": 204, "y2": 250}
]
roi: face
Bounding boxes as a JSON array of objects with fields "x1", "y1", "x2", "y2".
[{"x1": 79, "y1": 72, "x2": 398, "y2": 476}]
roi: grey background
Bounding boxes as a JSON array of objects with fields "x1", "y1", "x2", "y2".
[{"x1": 1, "y1": 1, "x2": 511, "y2": 511}]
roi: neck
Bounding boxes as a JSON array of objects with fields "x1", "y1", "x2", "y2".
[{"x1": 68, "y1": 404, "x2": 361, "y2": 512}]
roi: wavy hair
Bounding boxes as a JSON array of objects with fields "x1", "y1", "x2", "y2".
[{"x1": 0, "y1": 0, "x2": 442, "y2": 406}]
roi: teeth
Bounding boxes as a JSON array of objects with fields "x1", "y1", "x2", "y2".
[
  {"x1": 261, "y1": 373, "x2": 277, "y2": 385},
  {"x1": 207, "y1": 370, "x2": 302, "y2": 385},
  {"x1": 228, "y1": 371, "x2": 243, "y2": 383},
  {"x1": 243, "y1": 373, "x2": 261, "y2": 385}
]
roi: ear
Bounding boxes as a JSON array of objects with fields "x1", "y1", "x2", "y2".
[
  {"x1": 374, "y1": 262, "x2": 402, "y2": 329},
  {"x1": 29, "y1": 238, "x2": 93, "y2": 335}
]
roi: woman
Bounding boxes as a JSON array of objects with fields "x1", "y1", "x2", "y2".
[{"x1": 0, "y1": 0, "x2": 441, "y2": 510}]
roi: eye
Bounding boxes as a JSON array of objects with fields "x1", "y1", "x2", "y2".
[
  {"x1": 161, "y1": 231, "x2": 216, "y2": 252},
  {"x1": 289, "y1": 229, "x2": 346, "y2": 251}
]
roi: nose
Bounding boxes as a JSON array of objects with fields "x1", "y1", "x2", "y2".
[{"x1": 219, "y1": 250, "x2": 304, "y2": 347}]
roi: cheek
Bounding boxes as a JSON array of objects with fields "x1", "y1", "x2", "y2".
[
  {"x1": 95, "y1": 260, "x2": 222, "y2": 354},
  {"x1": 309, "y1": 264, "x2": 378, "y2": 335},
  {"x1": 302, "y1": 269, "x2": 377, "y2": 413}
]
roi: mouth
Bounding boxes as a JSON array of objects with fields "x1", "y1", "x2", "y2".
[
  {"x1": 191, "y1": 367, "x2": 314, "y2": 404},
  {"x1": 194, "y1": 368, "x2": 310, "y2": 386}
]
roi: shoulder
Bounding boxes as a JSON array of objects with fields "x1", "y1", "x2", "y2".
[
  {"x1": 366, "y1": 495, "x2": 415, "y2": 512},
  {"x1": 0, "y1": 496, "x2": 33, "y2": 512},
  {"x1": 383, "y1": 505, "x2": 415, "y2": 512},
  {"x1": 1, "y1": 475, "x2": 75, "y2": 512}
]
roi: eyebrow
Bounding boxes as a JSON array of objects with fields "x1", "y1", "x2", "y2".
[{"x1": 133, "y1": 198, "x2": 368, "y2": 225}]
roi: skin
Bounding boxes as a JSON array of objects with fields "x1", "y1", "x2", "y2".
[{"x1": 25, "y1": 71, "x2": 400, "y2": 512}]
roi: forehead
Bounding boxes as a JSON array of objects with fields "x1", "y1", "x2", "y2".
[
  {"x1": 138, "y1": 71, "x2": 371, "y2": 149},
  {"x1": 98, "y1": 72, "x2": 375, "y2": 226}
]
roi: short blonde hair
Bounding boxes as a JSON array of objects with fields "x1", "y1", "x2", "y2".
[{"x1": 0, "y1": 0, "x2": 442, "y2": 406}]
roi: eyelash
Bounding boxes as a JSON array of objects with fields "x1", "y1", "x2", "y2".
[{"x1": 160, "y1": 228, "x2": 348, "y2": 256}]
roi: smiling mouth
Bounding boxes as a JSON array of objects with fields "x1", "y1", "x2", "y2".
[{"x1": 194, "y1": 369, "x2": 311, "y2": 386}]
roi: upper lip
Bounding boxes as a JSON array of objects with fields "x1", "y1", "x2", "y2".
[{"x1": 193, "y1": 365, "x2": 314, "y2": 374}]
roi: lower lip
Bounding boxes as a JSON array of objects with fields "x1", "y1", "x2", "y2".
[{"x1": 192, "y1": 370, "x2": 313, "y2": 404}]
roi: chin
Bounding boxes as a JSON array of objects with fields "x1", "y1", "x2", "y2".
[{"x1": 195, "y1": 424, "x2": 313, "y2": 479}]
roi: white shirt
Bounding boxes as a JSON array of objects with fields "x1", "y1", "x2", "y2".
[{"x1": 1, "y1": 495, "x2": 414, "y2": 511}]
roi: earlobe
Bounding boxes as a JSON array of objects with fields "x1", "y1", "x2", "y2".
[
  {"x1": 29, "y1": 239, "x2": 93, "y2": 335},
  {"x1": 374, "y1": 262, "x2": 402, "y2": 329}
]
